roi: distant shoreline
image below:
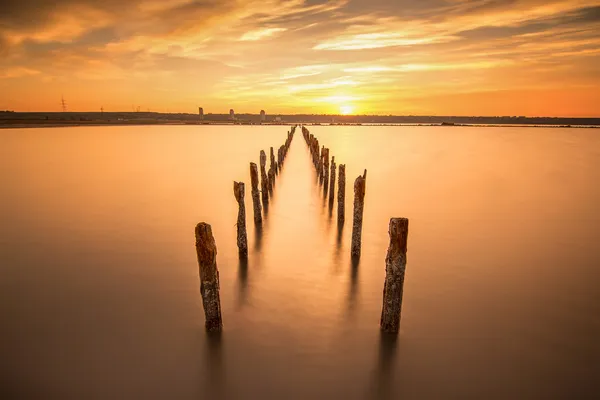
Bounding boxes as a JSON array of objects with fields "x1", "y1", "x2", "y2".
[
  {"x1": 2, "y1": 121, "x2": 598, "y2": 130},
  {"x1": 2, "y1": 111, "x2": 599, "y2": 129}
]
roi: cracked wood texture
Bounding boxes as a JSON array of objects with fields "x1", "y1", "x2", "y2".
[
  {"x1": 380, "y1": 218, "x2": 409, "y2": 334},
  {"x1": 195, "y1": 222, "x2": 223, "y2": 332}
]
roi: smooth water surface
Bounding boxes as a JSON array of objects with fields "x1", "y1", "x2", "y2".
[{"x1": 1, "y1": 125, "x2": 599, "y2": 399}]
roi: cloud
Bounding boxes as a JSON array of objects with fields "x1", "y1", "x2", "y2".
[
  {"x1": 0, "y1": 0, "x2": 598, "y2": 116},
  {"x1": 240, "y1": 27, "x2": 287, "y2": 41}
]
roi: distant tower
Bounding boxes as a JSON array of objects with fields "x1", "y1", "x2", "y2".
[
  {"x1": 229, "y1": 109, "x2": 235, "y2": 120},
  {"x1": 260, "y1": 110, "x2": 266, "y2": 122},
  {"x1": 61, "y1": 95, "x2": 67, "y2": 112},
  {"x1": 199, "y1": 107, "x2": 204, "y2": 120}
]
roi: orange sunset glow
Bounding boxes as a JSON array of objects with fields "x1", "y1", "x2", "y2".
[{"x1": 1, "y1": 0, "x2": 599, "y2": 116}]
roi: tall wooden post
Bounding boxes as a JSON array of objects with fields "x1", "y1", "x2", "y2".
[
  {"x1": 338, "y1": 164, "x2": 346, "y2": 222},
  {"x1": 249, "y1": 163, "x2": 262, "y2": 224},
  {"x1": 351, "y1": 173, "x2": 366, "y2": 257},
  {"x1": 329, "y1": 156, "x2": 336, "y2": 204},
  {"x1": 195, "y1": 222, "x2": 223, "y2": 332},
  {"x1": 233, "y1": 182, "x2": 248, "y2": 256},
  {"x1": 260, "y1": 150, "x2": 268, "y2": 204},
  {"x1": 270, "y1": 147, "x2": 276, "y2": 175},
  {"x1": 380, "y1": 218, "x2": 409, "y2": 334}
]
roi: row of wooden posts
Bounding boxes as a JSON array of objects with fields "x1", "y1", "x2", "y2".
[
  {"x1": 195, "y1": 125, "x2": 408, "y2": 335},
  {"x1": 301, "y1": 125, "x2": 367, "y2": 257},
  {"x1": 195, "y1": 126, "x2": 296, "y2": 332}
]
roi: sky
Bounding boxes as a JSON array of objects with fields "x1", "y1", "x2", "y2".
[{"x1": 1, "y1": 0, "x2": 599, "y2": 116}]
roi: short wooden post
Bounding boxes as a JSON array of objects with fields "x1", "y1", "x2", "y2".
[
  {"x1": 380, "y1": 218, "x2": 409, "y2": 334},
  {"x1": 195, "y1": 222, "x2": 223, "y2": 332},
  {"x1": 233, "y1": 182, "x2": 248, "y2": 256},
  {"x1": 351, "y1": 173, "x2": 366, "y2": 257},
  {"x1": 249, "y1": 163, "x2": 262, "y2": 224},
  {"x1": 338, "y1": 164, "x2": 345, "y2": 222}
]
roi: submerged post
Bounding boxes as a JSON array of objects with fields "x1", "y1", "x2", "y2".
[
  {"x1": 329, "y1": 156, "x2": 336, "y2": 204},
  {"x1": 233, "y1": 181, "x2": 248, "y2": 256},
  {"x1": 260, "y1": 150, "x2": 269, "y2": 204},
  {"x1": 195, "y1": 222, "x2": 223, "y2": 332},
  {"x1": 380, "y1": 218, "x2": 409, "y2": 334},
  {"x1": 351, "y1": 173, "x2": 366, "y2": 257},
  {"x1": 249, "y1": 163, "x2": 262, "y2": 224},
  {"x1": 338, "y1": 164, "x2": 346, "y2": 222}
]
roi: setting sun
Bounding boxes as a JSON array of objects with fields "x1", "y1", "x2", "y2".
[{"x1": 340, "y1": 105, "x2": 354, "y2": 115}]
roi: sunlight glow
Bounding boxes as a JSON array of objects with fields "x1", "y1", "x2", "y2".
[{"x1": 340, "y1": 105, "x2": 354, "y2": 115}]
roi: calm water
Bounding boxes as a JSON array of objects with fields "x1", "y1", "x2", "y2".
[{"x1": 1, "y1": 126, "x2": 599, "y2": 399}]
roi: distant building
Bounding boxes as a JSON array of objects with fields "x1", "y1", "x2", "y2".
[
  {"x1": 199, "y1": 107, "x2": 204, "y2": 120},
  {"x1": 260, "y1": 110, "x2": 266, "y2": 122},
  {"x1": 229, "y1": 109, "x2": 235, "y2": 120},
  {"x1": 275, "y1": 116, "x2": 282, "y2": 122}
]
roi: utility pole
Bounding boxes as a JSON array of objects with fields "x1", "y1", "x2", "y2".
[{"x1": 61, "y1": 95, "x2": 67, "y2": 112}]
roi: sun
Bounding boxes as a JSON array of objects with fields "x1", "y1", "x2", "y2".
[{"x1": 340, "y1": 105, "x2": 354, "y2": 115}]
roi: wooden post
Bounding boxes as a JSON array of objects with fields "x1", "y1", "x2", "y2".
[
  {"x1": 268, "y1": 168, "x2": 275, "y2": 195},
  {"x1": 233, "y1": 182, "x2": 248, "y2": 256},
  {"x1": 351, "y1": 173, "x2": 366, "y2": 257},
  {"x1": 249, "y1": 163, "x2": 262, "y2": 224},
  {"x1": 380, "y1": 218, "x2": 409, "y2": 334},
  {"x1": 329, "y1": 156, "x2": 336, "y2": 204},
  {"x1": 270, "y1": 147, "x2": 276, "y2": 175},
  {"x1": 260, "y1": 150, "x2": 269, "y2": 204},
  {"x1": 338, "y1": 164, "x2": 346, "y2": 222},
  {"x1": 195, "y1": 222, "x2": 223, "y2": 332},
  {"x1": 323, "y1": 148, "x2": 330, "y2": 189}
]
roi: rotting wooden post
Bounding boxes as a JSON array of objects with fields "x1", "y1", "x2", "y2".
[
  {"x1": 268, "y1": 168, "x2": 275, "y2": 195},
  {"x1": 319, "y1": 146, "x2": 325, "y2": 182},
  {"x1": 329, "y1": 156, "x2": 336, "y2": 204},
  {"x1": 233, "y1": 181, "x2": 248, "y2": 256},
  {"x1": 195, "y1": 222, "x2": 223, "y2": 332},
  {"x1": 380, "y1": 218, "x2": 409, "y2": 334},
  {"x1": 270, "y1": 147, "x2": 276, "y2": 175},
  {"x1": 277, "y1": 147, "x2": 283, "y2": 170},
  {"x1": 260, "y1": 150, "x2": 269, "y2": 204},
  {"x1": 249, "y1": 162, "x2": 262, "y2": 224},
  {"x1": 323, "y1": 148, "x2": 330, "y2": 189},
  {"x1": 351, "y1": 174, "x2": 366, "y2": 257},
  {"x1": 338, "y1": 164, "x2": 346, "y2": 222}
]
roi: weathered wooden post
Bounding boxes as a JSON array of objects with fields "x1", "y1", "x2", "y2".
[
  {"x1": 323, "y1": 148, "x2": 330, "y2": 189},
  {"x1": 338, "y1": 164, "x2": 346, "y2": 222},
  {"x1": 351, "y1": 172, "x2": 366, "y2": 257},
  {"x1": 195, "y1": 222, "x2": 223, "y2": 332},
  {"x1": 380, "y1": 218, "x2": 409, "y2": 334},
  {"x1": 270, "y1": 147, "x2": 277, "y2": 175},
  {"x1": 260, "y1": 150, "x2": 269, "y2": 204},
  {"x1": 249, "y1": 163, "x2": 262, "y2": 224},
  {"x1": 268, "y1": 168, "x2": 275, "y2": 195},
  {"x1": 329, "y1": 156, "x2": 336, "y2": 204},
  {"x1": 233, "y1": 182, "x2": 248, "y2": 256}
]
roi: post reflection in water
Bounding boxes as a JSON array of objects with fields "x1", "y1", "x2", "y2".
[
  {"x1": 253, "y1": 222, "x2": 264, "y2": 253},
  {"x1": 204, "y1": 331, "x2": 225, "y2": 398},
  {"x1": 372, "y1": 332, "x2": 399, "y2": 400},
  {"x1": 347, "y1": 256, "x2": 360, "y2": 316},
  {"x1": 237, "y1": 255, "x2": 249, "y2": 308}
]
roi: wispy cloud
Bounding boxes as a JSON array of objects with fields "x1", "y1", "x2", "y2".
[
  {"x1": 0, "y1": 0, "x2": 598, "y2": 116},
  {"x1": 240, "y1": 27, "x2": 287, "y2": 41}
]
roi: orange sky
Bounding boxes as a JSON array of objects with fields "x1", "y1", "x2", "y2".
[{"x1": 1, "y1": 0, "x2": 599, "y2": 116}]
